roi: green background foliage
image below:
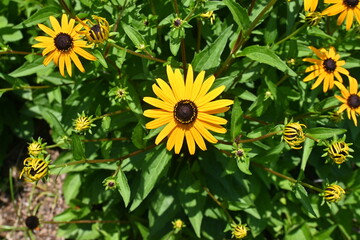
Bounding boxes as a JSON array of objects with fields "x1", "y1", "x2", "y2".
[{"x1": 1, "y1": 0, "x2": 360, "y2": 239}]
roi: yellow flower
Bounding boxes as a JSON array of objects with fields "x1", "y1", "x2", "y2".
[
  {"x1": 172, "y1": 219, "x2": 186, "y2": 231},
  {"x1": 231, "y1": 223, "x2": 249, "y2": 239},
  {"x1": 77, "y1": 15, "x2": 109, "y2": 44},
  {"x1": 305, "y1": 11, "x2": 324, "y2": 26},
  {"x1": 32, "y1": 14, "x2": 97, "y2": 77},
  {"x1": 323, "y1": 184, "x2": 345, "y2": 202},
  {"x1": 200, "y1": 11, "x2": 216, "y2": 24},
  {"x1": 283, "y1": 122, "x2": 306, "y2": 149},
  {"x1": 304, "y1": 0, "x2": 319, "y2": 12},
  {"x1": 322, "y1": 0, "x2": 360, "y2": 30},
  {"x1": 334, "y1": 76, "x2": 360, "y2": 125},
  {"x1": 143, "y1": 65, "x2": 233, "y2": 155},
  {"x1": 323, "y1": 138, "x2": 352, "y2": 164},
  {"x1": 27, "y1": 137, "x2": 47, "y2": 156},
  {"x1": 303, "y1": 46, "x2": 349, "y2": 92},
  {"x1": 19, "y1": 157, "x2": 49, "y2": 182},
  {"x1": 74, "y1": 112, "x2": 95, "y2": 133}
]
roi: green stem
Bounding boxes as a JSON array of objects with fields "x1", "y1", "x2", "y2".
[
  {"x1": 273, "y1": 24, "x2": 307, "y2": 47},
  {"x1": 93, "y1": 109, "x2": 130, "y2": 121},
  {"x1": 252, "y1": 162, "x2": 323, "y2": 193},
  {"x1": 44, "y1": 219, "x2": 128, "y2": 224},
  {"x1": 184, "y1": 1, "x2": 201, "y2": 22},
  {"x1": 215, "y1": 0, "x2": 278, "y2": 77},
  {"x1": 202, "y1": 186, "x2": 234, "y2": 223},
  {"x1": 9, "y1": 168, "x2": 20, "y2": 219},
  {"x1": 109, "y1": 43, "x2": 166, "y2": 63},
  {"x1": 305, "y1": 134, "x2": 320, "y2": 143},
  {"x1": 0, "y1": 50, "x2": 41, "y2": 56},
  {"x1": 58, "y1": 0, "x2": 74, "y2": 18},
  {"x1": 51, "y1": 144, "x2": 156, "y2": 169}
]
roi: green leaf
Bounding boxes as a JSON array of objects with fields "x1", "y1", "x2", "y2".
[
  {"x1": 131, "y1": 122, "x2": 146, "y2": 149},
  {"x1": 223, "y1": 0, "x2": 250, "y2": 31},
  {"x1": 14, "y1": 6, "x2": 61, "y2": 29},
  {"x1": 62, "y1": 173, "x2": 82, "y2": 205},
  {"x1": 178, "y1": 168, "x2": 206, "y2": 238},
  {"x1": 116, "y1": 168, "x2": 131, "y2": 207},
  {"x1": 71, "y1": 134, "x2": 86, "y2": 161},
  {"x1": 9, "y1": 57, "x2": 49, "y2": 78},
  {"x1": 93, "y1": 49, "x2": 108, "y2": 68},
  {"x1": 298, "y1": 138, "x2": 315, "y2": 181},
  {"x1": 230, "y1": 97, "x2": 243, "y2": 141},
  {"x1": 236, "y1": 157, "x2": 252, "y2": 175},
  {"x1": 306, "y1": 127, "x2": 347, "y2": 140},
  {"x1": 192, "y1": 25, "x2": 233, "y2": 71},
  {"x1": 237, "y1": 45, "x2": 297, "y2": 76},
  {"x1": 130, "y1": 145, "x2": 172, "y2": 211},
  {"x1": 293, "y1": 183, "x2": 317, "y2": 218},
  {"x1": 312, "y1": 225, "x2": 337, "y2": 240},
  {"x1": 121, "y1": 22, "x2": 147, "y2": 47},
  {"x1": 47, "y1": 111, "x2": 68, "y2": 137}
]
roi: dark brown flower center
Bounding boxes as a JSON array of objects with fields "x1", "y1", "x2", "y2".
[
  {"x1": 54, "y1": 33, "x2": 73, "y2": 51},
  {"x1": 323, "y1": 58, "x2": 336, "y2": 72},
  {"x1": 174, "y1": 100, "x2": 197, "y2": 124},
  {"x1": 25, "y1": 216, "x2": 40, "y2": 230},
  {"x1": 90, "y1": 25, "x2": 103, "y2": 39},
  {"x1": 344, "y1": 0, "x2": 359, "y2": 8},
  {"x1": 174, "y1": 19, "x2": 182, "y2": 27},
  {"x1": 348, "y1": 94, "x2": 360, "y2": 108}
]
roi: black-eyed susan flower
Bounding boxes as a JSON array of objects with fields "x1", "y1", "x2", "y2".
[
  {"x1": 200, "y1": 11, "x2": 216, "y2": 24},
  {"x1": 322, "y1": 136, "x2": 353, "y2": 165},
  {"x1": 143, "y1": 65, "x2": 233, "y2": 155},
  {"x1": 283, "y1": 122, "x2": 306, "y2": 149},
  {"x1": 322, "y1": 0, "x2": 360, "y2": 30},
  {"x1": 303, "y1": 46, "x2": 349, "y2": 92},
  {"x1": 32, "y1": 14, "x2": 97, "y2": 77},
  {"x1": 77, "y1": 15, "x2": 109, "y2": 44},
  {"x1": 334, "y1": 76, "x2": 360, "y2": 125},
  {"x1": 322, "y1": 184, "x2": 345, "y2": 203},
  {"x1": 73, "y1": 112, "x2": 95, "y2": 133},
  {"x1": 19, "y1": 157, "x2": 49, "y2": 182},
  {"x1": 25, "y1": 216, "x2": 40, "y2": 230},
  {"x1": 28, "y1": 137, "x2": 47, "y2": 157},
  {"x1": 231, "y1": 222, "x2": 249, "y2": 239},
  {"x1": 304, "y1": 0, "x2": 318, "y2": 12}
]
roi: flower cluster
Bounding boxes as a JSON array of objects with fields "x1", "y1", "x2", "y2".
[{"x1": 32, "y1": 14, "x2": 109, "y2": 77}]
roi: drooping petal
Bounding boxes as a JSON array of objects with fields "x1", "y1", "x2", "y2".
[
  {"x1": 194, "y1": 121, "x2": 217, "y2": 143},
  {"x1": 174, "y1": 127, "x2": 185, "y2": 154},
  {"x1": 155, "y1": 120, "x2": 177, "y2": 144},
  {"x1": 189, "y1": 127, "x2": 207, "y2": 150},
  {"x1": 185, "y1": 130, "x2": 196, "y2": 155}
]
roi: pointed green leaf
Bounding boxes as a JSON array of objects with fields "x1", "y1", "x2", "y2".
[
  {"x1": 130, "y1": 145, "x2": 172, "y2": 211},
  {"x1": 192, "y1": 25, "x2": 233, "y2": 71},
  {"x1": 9, "y1": 57, "x2": 49, "y2": 77},
  {"x1": 230, "y1": 97, "x2": 243, "y2": 140},
  {"x1": 132, "y1": 122, "x2": 146, "y2": 149},
  {"x1": 47, "y1": 111, "x2": 68, "y2": 137},
  {"x1": 293, "y1": 183, "x2": 317, "y2": 218},
  {"x1": 237, "y1": 45, "x2": 297, "y2": 76},
  {"x1": 122, "y1": 22, "x2": 147, "y2": 47},
  {"x1": 14, "y1": 6, "x2": 61, "y2": 29},
  {"x1": 298, "y1": 138, "x2": 315, "y2": 181},
  {"x1": 116, "y1": 168, "x2": 131, "y2": 207},
  {"x1": 224, "y1": 0, "x2": 250, "y2": 31},
  {"x1": 306, "y1": 127, "x2": 347, "y2": 140},
  {"x1": 178, "y1": 169, "x2": 206, "y2": 238},
  {"x1": 71, "y1": 134, "x2": 86, "y2": 161},
  {"x1": 93, "y1": 49, "x2": 108, "y2": 68}
]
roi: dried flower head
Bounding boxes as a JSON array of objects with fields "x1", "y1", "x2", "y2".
[
  {"x1": 322, "y1": 136, "x2": 353, "y2": 165},
  {"x1": 19, "y1": 157, "x2": 49, "y2": 182},
  {"x1": 283, "y1": 122, "x2": 306, "y2": 149},
  {"x1": 77, "y1": 15, "x2": 110, "y2": 44},
  {"x1": 25, "y1": 215, "x2": 40, "y2": 230},
  {"x1": 322, "y1": 184, "x2": 345, "y2": 203}
]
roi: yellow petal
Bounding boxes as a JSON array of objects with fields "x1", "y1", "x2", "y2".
[
  {"x1": 65, "y1": 54, "x2": 72, "y2": 77},
  {"x1": 144, "y1": 109, "x2": 172, "y2": 119},
  {"x1": 59, "y1": 54, "x2": 65, "y2": 77},
  {"x1": 152, "y1": 84, "x2": 176, "y2": 105},
  {"x1": 196, "y1": 85, "x2": 225, "y2": 107},
  {"x1": 200, "y1": 121, "x2": 227, "y2": 134},
  {"x1": 194, "y1": 121, "x2": 217, "y2": 143},
  {"x1": 345, "y1": 10, "x2": 354, "y2": 30},
  {"x1": 50, "y1": 15, "x2": 61, "y2": 33},
  {"x1": 195, "y1": 75, "x2": 215, "y2": 101},
  {"x1": 143, "y1": 97, "x2": 173, "y2": 111},
  {"x1": 61, "y1": 14, "x2": 69, "y2": 33},
  {"x1": 197, "y1": 112, "x2": 228, "y2": 125},
  {"x1": 155, "y1": 78, "x2": 177, "y2": 104},
  {"x1": 145, "y1": 115, "x2": 172, "y2": 129},
  {"x1": 185, "y1": 65, "x2": 194, "y2": 99},
  {"x1": 190, "y1": 70, "x2": 205, "y2": 101},
  {"x1": 37, "y1": 23, "x2": 56, "y2": 37},
  {"x1": 174, "y1": 127, "x2": 185, "y2": 154},
  {"x1": 190, "y1": 127, "x2": 207, "y2": 150},
  {"x1": 155, "y1": 120, "x2": 176, "y2": 145},
  {"x1": 73, "y1": 47, "x2": 96, "y2": 61},
  {"x1": 166, "y1": 128, "x2": 178, "y2": 151},
  {"x1": 185, "y1": 130, "x2": 196, "y2": 155},
  {"x1": 198, "y1": 99, "x2": 234, "y2": 112},
  {"x1": 69, "y1": 52, "x2": 85, "y2": 72}
]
